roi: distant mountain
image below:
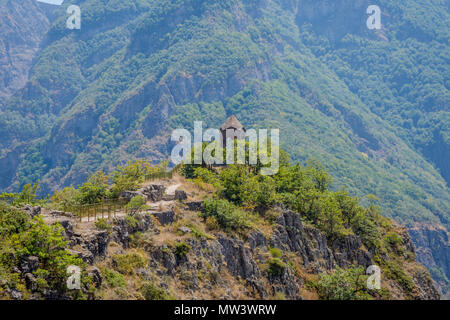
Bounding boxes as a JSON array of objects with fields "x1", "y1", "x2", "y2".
[
  {"x1": 0, "y1": 0, "x2": 448, "y2": 294},
  {"x1": 0, "y1": 0, "x2": 52, "y2": 105}
]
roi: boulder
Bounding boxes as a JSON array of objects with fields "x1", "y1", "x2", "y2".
[
  {"x1": 186, "y1": 201, "x2": 205, "y2": 212},
  {"x1": 21, "y1": 205, "x2": 41, "y2": 218},
  {"x1": 112, "y1": 213, "x2": 156, "y2": 248},
  {"x1": 88, "y1": 266, "x2": 102, "y2": 288},
  {"x1": 175, "y1": 190, "x2": 187, "y2": 201},
  {"x1": 153, "y1": 210, "x2": 175, "y2": 225},
  {"x1": 120, "y1": 191, "x2": 143, "y2": 201},
  {"x1": 178, "y1": 227, "x2": 192, "y2": 234},
  {"x1": 24, "y1": 273, "x2": 37, "y2": 291},
  {"x1": 141, "y1": 184, "x2": 165, "y2": 202},
  {"x1": 7, "y1": 289, "x2": 22, "y2": 300},
  {"x1": 20, "y1": 256, "x2": 39, "y2": 273}
]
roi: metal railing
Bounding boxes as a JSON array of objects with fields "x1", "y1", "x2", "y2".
[
  {"x1": 64, "y1": 199, "x2": 129, "y2": 222},
  {"x1": 143, "y1": 171, "x2": 173, "y2": 181},
  {"x1": 64, "y1": 169, "x2": 177, "y2": 222}
]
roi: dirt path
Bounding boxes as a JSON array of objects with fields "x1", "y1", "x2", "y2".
[{"x1": 165, "y1": 183, "x2": 181, "y2": 195}]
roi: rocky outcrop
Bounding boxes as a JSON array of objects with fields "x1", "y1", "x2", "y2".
[
  {"x1": 144, "y1": 210, "x2": 377, "y2": 299},
  {"x1": 46, "y1": 206, "x2": 439, "y2": 300},
  {"x1": 59, "y1": 213, "x2": 156, "y2": 264},
  {"x1": 185, "y1": 201, "x2": 205, "y2": 212},
  {"x1": 218, "y1": 235, "x2": 261, "y2": 280},
  {"x1": 112, "y1": 214, "x2": 156, "y2": 248},
  {"x1": 412, "y1": 268, "x2": 441, "y2": 300},
  {"x1": 409, "y1": 225, "x2": 450, "y2": 297},
  {"x1": 141, "y1": 184, "x2": 165, "y2": 202},
  {"x1": 269, "y1": 210, "x2": 373, "y2": 273},
  {"x1": 21, "y1": 205, "x2": 41, "y2": 218},
  {"x1": 120, "y1": 185, "x2": 166, "y2": 202},
  {"x1": 175, "y1": 190, "x2": 187, "y2": 201},
  {"x1": 153, "y1": 210, "x2": 176, "y2": 226},
  {"x1": 119, "y1": 191, "x2": 142, "y2": 201}
]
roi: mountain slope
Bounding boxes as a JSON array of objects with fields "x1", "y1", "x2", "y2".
[
  {"x1": 0, "y1": 0, "x2": 53, "y2": 105},
  {"x1": 0, "y1": 0, "x2": 448, "y2": 293}
]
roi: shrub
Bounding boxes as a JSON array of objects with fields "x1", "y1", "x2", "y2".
[
  {"x1": 125, "y1": 215, "x2": 139, "y2": 228},
  {"x1": 76, "y1": 171, "x2": 109, "y2": 205},
  {"x1": 141, "y1": 282, "x2": 173, "y2": 300},
  {"x1": 181, "y1": 164, "x2": 196, "y2": 179},
  {"x1": 110, "y1": 160, "x2": 157, "y2": 198},
  {"x1": 351, "y1": 211, "x2": 381, "y2": 249},
  {"x1": 0, "y1": 202, "x2": 30, "y2": 237},
  {"x1": 95, "y1": 218, "x2": 112, "y2": 232},
  {"x1": 125, "y1": 196, "x2": 149, "y2": 215},
  {"x1": 0, "y1": 182, "x2": 41, "y2": 207},
  {"x1": 384, "y1": 232, "x2": 403, "y2": 250},
  {"x1": 10, "y1": 216, "x2": 88, "y2": 296},
  {"x1": 174, "y1": 242, "x2": 191, "y2": 258},
  {"x1": 315, "y1": 267, "x2": 370, "y2": 300},
  {"x1": 218, "y1": 166, "x2": 250, "y2": 204},
  {"x1": 268, "y1": 258, "x2": 286, "y2": 276},
  {"x1": 193, "y1": 167, "x2": 221, "y2": 189},
  {"x1": 241, "y1": 175, "x2": 277, "y2": 213},
  {"x1": 384, "y1": 260, "x2": 415, "y2": 292},
  {"x1": 103, "y1": 269, "x2": 126, "y2": 288},
  {"x1": 269, "y1": 247, "x2": 283, "y2": 258},
  {"x1": 201, "y1": 199, "x2": 251, "y2": 231},
  {"x1": 205, "y1": 216, "x2": 220, "y2": 231},
  {"x1": 50, "y1": 186, "x2": 79, "y2": 211},
  {"x1": 113, "y1": 251, "x2": 147, "y2": 275}
]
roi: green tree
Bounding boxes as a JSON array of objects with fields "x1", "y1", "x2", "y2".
[
  {"x1": 10, "y1": 216, "x2": 88, "y2": 295},
  {"x1": 50, "y1": 186, "x2": 79, "y2": 211},
  {"x1": 316, "y1": 267, "x2": 370, "y2": 300},
  {"x1": 76, "y1": 171, "x2": 109, "y2": 204},
  {"x1": 125, "y1": 196, "x2": 149, "y2": 215},
  {"x1": 201, "y1": 198, "x2": 251, "y2": 231},
  {"x1": 241, "y1": 175, "x2": 277, "y2": 214}
]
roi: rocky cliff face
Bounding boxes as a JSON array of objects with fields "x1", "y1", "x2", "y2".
[
  {"x1": 52, "y1": 208, "x2": 439, "y2": 300},
  {"x1": 409, "y1": 225, "x2": 450, "y2": 298}
]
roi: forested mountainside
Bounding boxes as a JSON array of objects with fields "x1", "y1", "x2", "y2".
[
  {"x1": 0, "y1": 0, "x2": 448, "y2": 295},
  {"x1": 0, "y1": 0, "x2": 52, "y2": 106}
]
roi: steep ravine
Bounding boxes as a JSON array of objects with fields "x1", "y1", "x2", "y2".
[{"x1": 409, "y1": 225, "x2": 450, "y2": 298}]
